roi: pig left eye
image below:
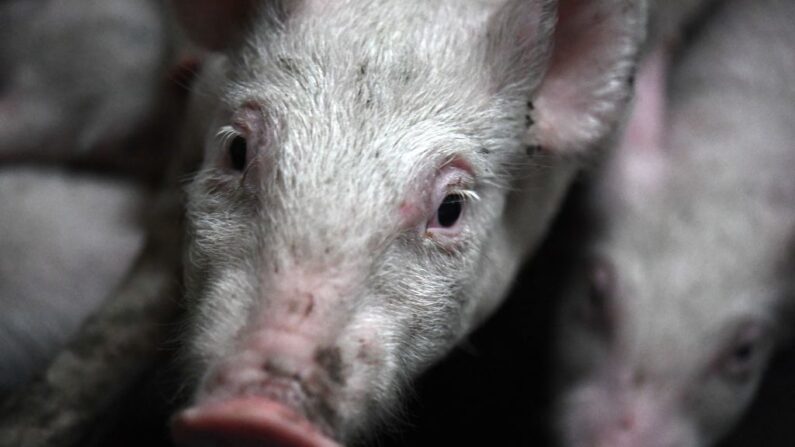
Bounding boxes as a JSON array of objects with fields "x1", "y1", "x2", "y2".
[
  {"x1": 435, "y1": 194, "x2": 464, "y2": 228},
  {"x1": 721, "y1": 341, "x2": 759, "y2": 383},
  {"x1": 425, "y1": 163, "x2": 474, "y2": 236},
  {"x1": 717, "y1": 324, "x2": 770, "y2": 383},
  {"x1": 228, "y1": 135, "x2": 248, "y2": 171},
  {"x1": 427, "y1": 193, "x2": 466, "y2": 233}
]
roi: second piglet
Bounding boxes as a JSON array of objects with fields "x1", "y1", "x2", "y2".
[
  {"x1": 554, "y1": 0, "x2": 795, "y2": 446},
  {"x1": 169, "y1": 0, "x2": 648, "y2": 445}
]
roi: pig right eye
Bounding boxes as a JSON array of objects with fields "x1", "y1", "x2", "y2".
[
  {"x1": 424, "y1": 162, "x2": 476, "y2": 240},
  {"x1": 228, "y1": 135, "x2": 248, "y2": 172}
]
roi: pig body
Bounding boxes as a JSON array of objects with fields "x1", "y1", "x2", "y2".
[
  {"x1": 0, "y1": 168, "x2": 146, "y2": 394},
  {"x1": 0, "y1": 0, "x2": 173, "y2": 163},
  {"x1": 170, "y1": 0, "x2": 648, "y2": 445},
  {"x1": 554, "y1": 0, "x2": 795, "y2": 445}
]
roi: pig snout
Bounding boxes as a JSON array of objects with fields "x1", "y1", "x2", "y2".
[
  {"x1": 172, "y1": 397, "x2": 340, "y2": 447},
  {"x1": 174, "y1": 323, "x2": 348, "y2": 446},
  {"x1": 561, "y1": 380, "x2": 698, "y2": 447}
]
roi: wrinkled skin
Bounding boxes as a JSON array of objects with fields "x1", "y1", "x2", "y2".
[
  {"x1": 554, "y1": 0, "x2": 795, "y2": 446},
  {"x1": 172, "y1": 0, "x2": 647, "y2": 445}
]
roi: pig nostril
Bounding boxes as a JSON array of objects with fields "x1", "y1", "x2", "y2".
[
  {"x1": 631, "y1": 370, "x2": 646, "y2": 387},
  {"x1": 314, "y1": 347, "x2": 346, "y2": 385},
  {"x1": 620, "y1": 413, "x2": 635, "y2": 431},
  {"x1": 285, "y1": 293, "x2": 316, "y2": 318},
  {"x1": 262, "y1": 358, "x2": 300, "y2": 380},
  {"x1": 303, "y1": 293, "x2": 315, "y2": 318}
]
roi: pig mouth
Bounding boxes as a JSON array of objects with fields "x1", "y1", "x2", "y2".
[
  {"x1": 172, "y1": 376, "x2": 342, "y2": 447},
  {"x1": 172, "y1": 396, "x2": 341, "y2": 447}
]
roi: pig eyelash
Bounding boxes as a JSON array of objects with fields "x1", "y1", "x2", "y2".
[
  {"x1": 449, "y1": 188, "x2": 480, "y2": 202},
  {"x1": 215, "y1": 126, "x2": 239, "y2": 148},
  {"x1": 216, "y1": 126, "x2": 250, "y2": 174}
]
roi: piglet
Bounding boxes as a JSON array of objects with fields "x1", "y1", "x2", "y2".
[
  {"x1": 553, "y1": 0, "x2": 795, "y2": 445},
  {"x1": 169, "y1": 0, "x2": 648, "y2": 445}
]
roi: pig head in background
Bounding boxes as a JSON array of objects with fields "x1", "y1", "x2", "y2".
[
  {"x1": 170, "y1": 0, "x2": 647, "y2": 445},
  {"x1": 0, "y1": 169, "x2": 146, "y2": 395},
  {"x1": 0, "y1": 0, "x2": 173, "y2": 164},
  {"x1": 554, "y1": 0, "x2": 795, "y2": 446}
]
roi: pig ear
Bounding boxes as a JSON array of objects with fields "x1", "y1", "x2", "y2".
[
  {"x1": 489, "y1": 0, "x2": 648, "y2": 152},
  {"x1": 172, "y1": 0, "x2": 265, "y2": 50}
]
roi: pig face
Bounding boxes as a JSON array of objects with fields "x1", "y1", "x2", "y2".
[
  {"x1": 552, "y1": 3, "x2": 795, "y2": 439},
  {"x1": 553, "y1": 140, "x2": 793, "y2": 447},
  {"x1": 174, "y1": 0, "x2": 646, "y2": 444},
  {"x1": 555, "y1": 242, "x2": 783, "y2": 447}
]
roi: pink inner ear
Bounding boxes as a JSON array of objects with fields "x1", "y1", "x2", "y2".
[
  {"x1": 620, "y1": 48, "x2": 669, "y2": 155},
  {"x1": 533, "y1": 0, "x2": 643, "y2": 153},
  {"x1": 536, "y1": 3, "x2": 615, "y2": 151},
  {"x1": 613, "y1": 47, "x2": 671, "y2": 193}
]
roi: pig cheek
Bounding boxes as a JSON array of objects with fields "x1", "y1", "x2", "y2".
[
  {"x1": 184, "y1": 270, "x2": 260, "y2": 368},
  {"x1": 398, "y1": 199, "x2": 427, "y2": 231},
  {"x1": 557, "y1": 381, "x2": 617, "y2": 446},
  {"x1": 333, "y1": 325, "x2": 398, "y2": 423},
  {"x1": 556, "y1": 311, "x2": 611, "y2": 386},
  {"x1": 690, "y1": 376, "x2": 759, "y2": 443},
  {"x1": 554, "y1": 340, "x2": 620, "y2": 442}
]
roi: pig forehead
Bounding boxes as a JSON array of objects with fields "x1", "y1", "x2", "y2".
[
  {"x1": 219, "y1": 0, "x2": 502, "y2": 184},
  {"x1": 225, "y1": 65, "x2": 491, "y2": 205},
  {"x1": 226, "y1": 0, "x2": 497, "y2": 115},
  {"x1": 261, "y1": 0, "x2": 495, "y2": 60},
  {"x1": 606, "y1": 248, "x2": 774, "y2": 363},
  {"x1": 240, "y1": 84, "x2": 472, "y2": 187},
  {"x1": 613, "y1": 291, "x2": 773, "y2": 378}
]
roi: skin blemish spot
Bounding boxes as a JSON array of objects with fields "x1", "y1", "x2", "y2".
[
  {"x1": 303, "y1": 293, "x2": 315, "y2": 318},
  {"x1": 525, "y1": 144, "x2": 541, "y2": 157},
  {"x1": 398, "y1": 200, "x2": 422, "y2": 226},
  {"x1": 632, "y1": 370, "x2": 646, "y2": 387},
  {"x1": 356, "y1": 340, "x2": 379, "y2": 366},
  {"x1": 315, "y1": 347, "x2": 346, "y2": 385},
  {"x1": 287, "y1": 300, "x2": 301, "y2": 314},
  {"x1": 276, "y1": 56, "x2": 299, "y2": 75}
]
